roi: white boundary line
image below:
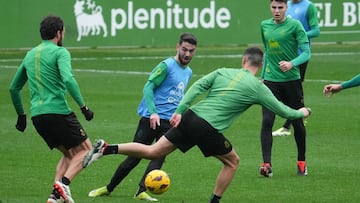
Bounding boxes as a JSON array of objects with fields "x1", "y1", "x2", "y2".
[
  {"x1": 0, "y1": 65, "x2": 346, "y2": 84},
  {"x1": 1, "y1": 52, "x2": 360, "y2": 63},
  {"x1": 321, "y1": 30, "x2": 360, "y2": 34},
  {"x1": 1, "y1": 52, "x2": 358, "y2": 83}
]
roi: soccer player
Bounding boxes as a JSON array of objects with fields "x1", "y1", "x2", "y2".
[
  {"x1": 88, "y1": 33, "x2": 196, "y2": 201},
  {"x1": 323, "y1": 74, "x2": 360, "y2": 96},
  {"x1": 272, "y1": 0, "x2": 320, "y2": 137},
  {"x1": 83, "y1": 46, "x2": 312, "y2": 203},
  {"x1": 259, "y1": 0, "x2": 311, "y2": 177},
  {"x1": 9, "y1": 15, "x2": 94, "y2": 203}
]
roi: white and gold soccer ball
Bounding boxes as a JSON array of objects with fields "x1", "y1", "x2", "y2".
[{"x1": 145, "y1": 169, "x2": 171, "y2": 195}]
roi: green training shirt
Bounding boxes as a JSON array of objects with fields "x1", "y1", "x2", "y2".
[
  {"x1": 342, "y1": 74, "x2": 360, "y2": 89},
  {"x1": 9, "y1": 40, "x2": 85, "y2": 116},
  {"x1": 261, "y1": 17, "x2": 309, "y2": 82},
  {"x1": 176, "y1": 68, "x2": 304, "y2": 133},
  {"x1": 305, "y1": 3, "x2": 321, "y2": 39}
]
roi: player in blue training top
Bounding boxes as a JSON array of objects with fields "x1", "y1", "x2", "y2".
[
  {"x1": 88, "y1": 33, "x2": 197, "y2": 202},
  {"x1": 83, "y1": 46, "x2": 312, "y2": 203},
  {"x1": 272, "y1": 0, "x2": 320, "y2": 136}
]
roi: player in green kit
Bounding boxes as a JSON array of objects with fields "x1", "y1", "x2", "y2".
[
  {"x1": 272, "y1": 0, "x2": 320, "y2": 136},
  {"x1": 259, "y1": 0, "x2": 310, "y2": 177},
  {"x1": 82, "y1": 46, "x2": 312, "y2": 203},
  {"x1": 9, "y1": 15, "x2": 94, "y2": 203}
]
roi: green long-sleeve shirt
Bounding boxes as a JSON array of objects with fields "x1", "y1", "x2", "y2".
[
  {"x1": 176, "y1": 68, "x2": 304, "y2": 133},
  {"x1": 261, "y1": 17, "x2": 310, "y2": 81},
  {"x1": 9, "y1": 40, "x2": 85, "y2": 116},
  {"x1": 342, "y1": 74, "x2": 360, "y2": 89}
]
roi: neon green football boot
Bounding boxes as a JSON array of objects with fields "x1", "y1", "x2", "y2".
[
  {"x1": 134, "y1": 191, "x2": 158, "y2": 202},
  {"x1": 88, "y1": 186, "x2": 110, "y2": 197}
]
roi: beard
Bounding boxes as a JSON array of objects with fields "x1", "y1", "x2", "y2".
[
  {"x1": 179, "y1": 55, "x2": 191, "y2": 66},
  {"x1": 57, "y1": 35, "x2": 63, "y2": 46}
]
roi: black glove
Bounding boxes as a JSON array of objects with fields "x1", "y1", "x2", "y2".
[
  {"x1": 16, "y1": 114, "x2": 27, "y2": 132},
  {"x1": 306, "y1": 107, "x2": 312, "y2": 116},
  {"x1": 81, "y1": 106, "x2": 94, "y2": 121}
]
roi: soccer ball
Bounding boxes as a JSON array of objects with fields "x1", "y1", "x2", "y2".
[{"x1": 145, "y1": 169, "x2": 171, "y2": 195}]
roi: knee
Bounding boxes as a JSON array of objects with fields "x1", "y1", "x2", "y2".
[
  {"x1": 226, "y1": 154, "x2": 240, "y2": 171},
  {"x1": 146, "y1": 148, "x2": 164, "y2": 160},
  {"x1": 232, "y1": 155, "x2": 240, "y2": 168}
]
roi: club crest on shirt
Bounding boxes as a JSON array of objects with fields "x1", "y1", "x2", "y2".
[{"x1": 268, "y1": 40, "x2": 280, "y2": 49}]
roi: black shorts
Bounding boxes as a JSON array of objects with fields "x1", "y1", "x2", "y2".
[
  {"x1": 133, "y1": 117, "x2": 172, "y2": 144},
  {"x1": 165, "y1": 110, "x2": 232, "y2": 157},
  {"x1": 31, "y1": 112, "x2": 88, "y2": 150},
  {"x1": 263, "y1": 79, "x2": 304, "y2": 109}
]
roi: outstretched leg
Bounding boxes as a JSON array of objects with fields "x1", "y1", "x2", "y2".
[
  {"x1": 83, "y1": 136, "x2": 176, "y2": 168},
  {"x1": 210, "y1": 149, "x2": 240, "y2": 203}
]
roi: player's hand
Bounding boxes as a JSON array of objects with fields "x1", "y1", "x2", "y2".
[
  {"x1": 279, "y1": 61, "x2": 293, "y2": 72},
  {"x1": 81, "y1": 106, "x2": 94, "y2": 121},
  {"x1": 170, "y1": 113, "x2": 182, "y2": 128},
  {"x1": 299, "y1": 107, "x2": 312, "y2": 118},
  {"x1": 323, "y1": 84, "x2": 342, "y2": 97},
  {"x1": 150, "y1": 113, "x2": 160, "y2": 130},
  {"x1": 15, "y1": 114, "x2": 27, "y2": 132}
]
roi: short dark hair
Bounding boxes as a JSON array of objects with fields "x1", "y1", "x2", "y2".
[
  {"x1": 243, "y1": 46, "x2": 263, "y2": 67},
  {"x1": 179, "y1": 32, "x2": 197, "y2": 46},
  {"x1": 40, "y1": 15, "x2": 64, "y2": 40},
  {"x1": 270, "y1": 0, "x2": 287, "y2": 3}
]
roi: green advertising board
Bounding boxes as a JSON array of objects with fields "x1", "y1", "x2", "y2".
[
  {"x1": 315, "y1": 1, "x2": 360, "y2": 42},
  {"x1": 1, "y1": 0, "x2": 360, "y2": 48}
]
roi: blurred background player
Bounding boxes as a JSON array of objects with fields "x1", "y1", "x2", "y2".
[
  {"x1": 88, "y1": 33, "x2": 197, "y2": 201},
  {"x1": 9, "y1": 15, "x2": 95, "y2": 203},
  {"x1": 272, "y1": 0, "x2": 320, "y2": 136},
  {"x1": 83, "y1": 46, "x2": 312, "y2": 203},
  {"x1": 323, "y1": 74, "x2": 360, "y2": 96},
  {"x1": 259, "y1": 0, "x2": 311, "y2": 177}
]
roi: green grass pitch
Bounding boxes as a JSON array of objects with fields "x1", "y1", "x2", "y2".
[{"x1": 0, "y1": 43, "x2": 359, "y2": 202}]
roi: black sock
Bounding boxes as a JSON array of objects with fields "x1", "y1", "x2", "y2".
[
  {"x1": 210, "y1": 194, "x2": 221, "y2": 203},
  {"x1": 103, "y1": 144, "x2": 118, "y2": 155},
  {"x1": 135, "y1": 186, "x2": 147, "y2": 196},
  {"x1": 106, "y1": 185, "x2": 113, "y2": 193},
  {"x1": 61, "y1": 176, "x2": 71, "y2": 185},
  {"x1": 283, "y1": 120, "x2": 292, "y2": 129}
]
